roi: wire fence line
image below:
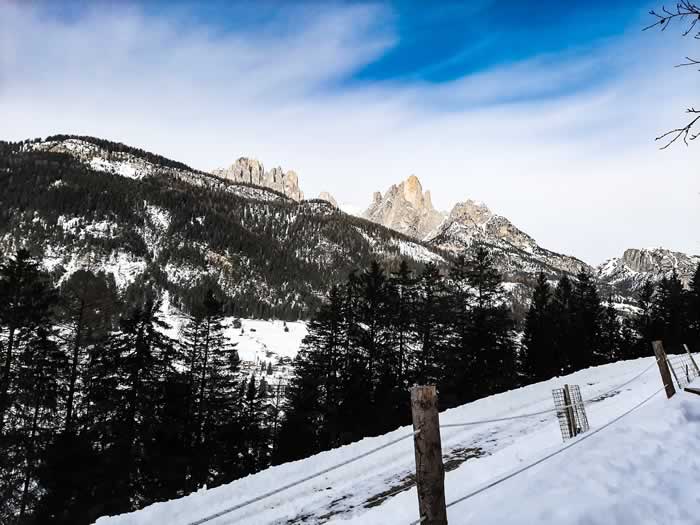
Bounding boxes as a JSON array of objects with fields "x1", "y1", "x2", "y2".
[
  {"x1": 441, "y1": 360, "x2": 658, "y2": 429},
  {"x1": 184, "y1": 359, "x2": 661, "y2": 525},
  {"x1": 186, "y1": 429, "x2": 420, "y2": 525},
  {"x1": 411, "y1": 384, "x2": 668, "y2": 525}
]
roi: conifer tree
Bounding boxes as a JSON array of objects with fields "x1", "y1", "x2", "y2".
[
  {"x1": 633, "y1": 279, "x2": 656, "y2": 357},
  {"x1": 550, "y1": 275, "x2": 574, "y2": 374},
  {"x1": 522, "y1": 272, "x2": 555, "y2": 382},
  {"x1": 686, "y1": 263, "x2": 700, "y2": 351},
  {"x1": 465, "y1": 246, "x2": 517, "y2": 395},
  {"x1": 413, "y1": 262, "x2": 449, "y2": 385},
  {"x1": 442, "y1": 255, "x2": 476, "y2": 406},
  {"x1": 180, "y1": 289, "x2": 240, "y2": 490},
  {"x1": 0, "y1": 249, "x2": 57, "y2": 434},
  {"x1": 570, "y1": 271, "x2": 603, "y2": 368},
  {"x1": 15, "y1": 326, "x2": 67, "y2": 519},
  {"x1": 387, "y1": 261, "x2": 416, "y2": 391},
  {"x1": 651, "y1": 271, "x2": 687, "y2": 351},
  {"x1": 94, "y1": 279, "x2": 176, "y2": 512}
]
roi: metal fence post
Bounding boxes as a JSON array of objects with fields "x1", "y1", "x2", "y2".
[{"x1": 563, "y1": 384, "x2": 577, "y2": 437}]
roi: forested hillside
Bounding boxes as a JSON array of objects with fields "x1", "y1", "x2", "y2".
[{"x1": 0, "y1": 137, "x2": 446, "y2": 320}]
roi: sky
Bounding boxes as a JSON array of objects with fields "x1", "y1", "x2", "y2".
[{"x1": 0, "y1": 0, "x2": 698, "y2": 264}]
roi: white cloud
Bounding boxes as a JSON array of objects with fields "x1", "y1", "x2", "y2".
[{"x1": 1, "y1": 1, "x2": 698, "y2": 264}]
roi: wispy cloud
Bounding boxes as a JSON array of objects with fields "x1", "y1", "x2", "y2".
[{"x1": 0, "y1": 1, "x2": 697, "y2": 264}]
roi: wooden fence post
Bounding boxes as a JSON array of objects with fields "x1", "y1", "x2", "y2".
[
  {"x1": 652, "y1": 340, "x2": 676, "y2": 399},
  {"x1": 411, "y1": 385, "x2": 447, "y2": 525}
]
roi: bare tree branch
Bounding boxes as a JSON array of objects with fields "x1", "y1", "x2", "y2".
[{"x1": 646, "y1": 2, "x2": 700, "y2": 148}]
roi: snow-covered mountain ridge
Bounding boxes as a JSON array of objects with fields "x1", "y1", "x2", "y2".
[
  {"x1": 3, "y1": 135, "x2": 696, "y2": 316},
  {"x1": 597, "y1": 247, "x2": 700, "y2": 294},
  {"x1": 95, "y1": 356, "x2": 698, "y2": 525},
  {"x1": 363, "y1": 175, "x2": 697, "y2": 297},
  {"x1": 1, "y1": 136, "x2": 447, "y2": 319}
]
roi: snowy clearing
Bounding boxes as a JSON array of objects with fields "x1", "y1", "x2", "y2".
[{"x1": 95, "y1": 355, "x2": 700, "y2": 525}]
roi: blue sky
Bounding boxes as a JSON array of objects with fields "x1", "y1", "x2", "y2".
[{"x1": 0, "y1": 0, "x2": 698, "y2": 263}]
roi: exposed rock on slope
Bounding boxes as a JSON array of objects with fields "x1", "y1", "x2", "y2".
[
  {"x1": 597, "y1": 248, "x2": 700, "y2": 294},
  {"x1": 318, "y1": 192, "x2": 338, "y2": 208},
  {"x1": 428, "y1": 199, "x2": 591, "y2": 279},
  {"x1": 363, "y1": 175, "x2": 445, "y2": 240},
  {"x1": 213, "y1": 157, "x2": 304, "y2": 201},
  {"x1": 2, "y1": 136, "x2": 447, "y2": 319}
]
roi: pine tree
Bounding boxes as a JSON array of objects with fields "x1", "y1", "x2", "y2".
[
  {"x1": 686, "y1": 263, "x2": 700, "y2": 351},
  {"x1": 598, "y1": 300, "x2": 623, "y2": 364},
  {"x1": 0, "y1": 249, "x2": 58, "y2": 434},
  {"x1": 464, "y1": 246, "x2": 517, "y2": 395},
  {"x1": 442, "y1": 255, "x2": 476, "y2": 406},
  {"x1": 0, "y1": 250, "x2": 60, "y2": 522},
  {"x1": 180, "y1": 290, "x2": 240, "y2": 490},
  {"x1": 387, "y1": 261, "x2": 416, "y2": 392},
  {"x1": 651, "y1": 271, "x2": 687, "y2": 351},
  {"x1": 57, "y1": 270, "x2": 119, "y2": 434},
  {"x1": 570, "y1": 271, "x2": 603, "y2": 368},
  {"x1": 277, "y1": 285, "x2": 345, "y2": 460},
  {"x1": 93, "y1": 280, "x2": 176, "y2": 512},
  {"x1": 413, "y1": 262, "x2": 449, "y2": 385},
  {"x1": 15, "y1": 326, "x2": 67, "y2": 519},
  {"x1": 632, "y1": 279, "x2": 656, "y2": 357},
  {"x1": 522, "y1": 272, "x2": 555, "y2": 382},
  {"x1": 550, "y1": 275, "x2": 574, "y2": 374}
]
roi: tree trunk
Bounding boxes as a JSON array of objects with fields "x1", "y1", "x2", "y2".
[
  {"x1": 0, "y1": 326, "x2": 16, "y2": 434},
  {"x1": 64, "y1": 300, "x2": 85, "y2": 433},
  {"x1": 19, "y1": 384, "x2": 42, "y2": 518}
]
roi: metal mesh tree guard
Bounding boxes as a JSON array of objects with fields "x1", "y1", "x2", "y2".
[
  {"x1": 666, "y1": 352, "x2": 700, "y2": 390},
  {"x1": 552, "y1": 384, "x2": 589, "y2": 442}
]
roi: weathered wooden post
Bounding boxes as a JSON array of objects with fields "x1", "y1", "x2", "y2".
[
  {"x1": 652, "y1": 340, "x2": 676, "y2": 399},
  {"x1": 410, "y1": 385, "x2": 447, "y2": 525}
]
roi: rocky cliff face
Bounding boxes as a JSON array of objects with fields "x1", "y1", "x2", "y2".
[
  {"x1": 597, "y1": 248, "x2": 700, "y2": 294},
  {"x1": 362, "y1": 175, "x2": 445, "y2": 240},
  {"x1": 213, "y1": 158, "x2": 304, "y2": 201}
]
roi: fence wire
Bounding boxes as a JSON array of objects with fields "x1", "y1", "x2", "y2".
[
  {"x1": 184, "y1": 359, "x2": 661, "y2": 525},
  {"x1": 442, "y1": 360, "x2": 657, "y2": 430},
  {"x1": 186, "y1": 429, "x2": 419, "y2": 525},
  {"x1": 411, "y1": 385, "x2": 667, "y2": 525}
]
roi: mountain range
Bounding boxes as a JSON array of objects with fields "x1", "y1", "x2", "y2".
[{"x1": 1, "y1": 134, "x2": 697, "y2": 320}]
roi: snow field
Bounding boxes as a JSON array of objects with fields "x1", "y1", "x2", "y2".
[{"x1": 95, "y1": 355, "x2": 700, "y2": 525}]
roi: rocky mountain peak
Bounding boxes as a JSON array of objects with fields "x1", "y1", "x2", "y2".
[
  {"x1": 403, "y1": 175, "x2": 425, "y2": 209},
  {"x1": 318, "y1": 191, "x2": 338, "y2": 208},
  {"x1": 363, "y1": 175, "x2": 445, "y2": 240},
  {"x1": 213, "y1": 158, "x2": 304, "y2": 201},
  {"x1": 447, "y1": 199, "x2": 493, "y2": 226}
]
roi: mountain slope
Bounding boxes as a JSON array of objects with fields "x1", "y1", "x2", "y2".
[
  {"x1": 363, "y1": 177, "x2": 590, "y2": 282},
  {"x1": 94, "y1": 356, "x2": 692, "y2": 525},
  {"x1": 597, "y1": 247, "x2": 700, "y2": 294},
  {"x1": 0, "y1": 136, "x2": 446, "y2": 319},
  {"x1": 427, "y1": 199, "x2": 591, "y2": 279}
]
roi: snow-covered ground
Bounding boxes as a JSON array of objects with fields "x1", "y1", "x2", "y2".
[
  {"x1": 160, "y1": 295, "x2": 307, "y2": 378},
  {"x1": 94, "y1": 356, "x2": 700, "y2": 525}
]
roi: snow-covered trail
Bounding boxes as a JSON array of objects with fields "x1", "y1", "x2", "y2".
[{"x1": 96, "y1": 356, "x2": 698, "y2": 525}]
